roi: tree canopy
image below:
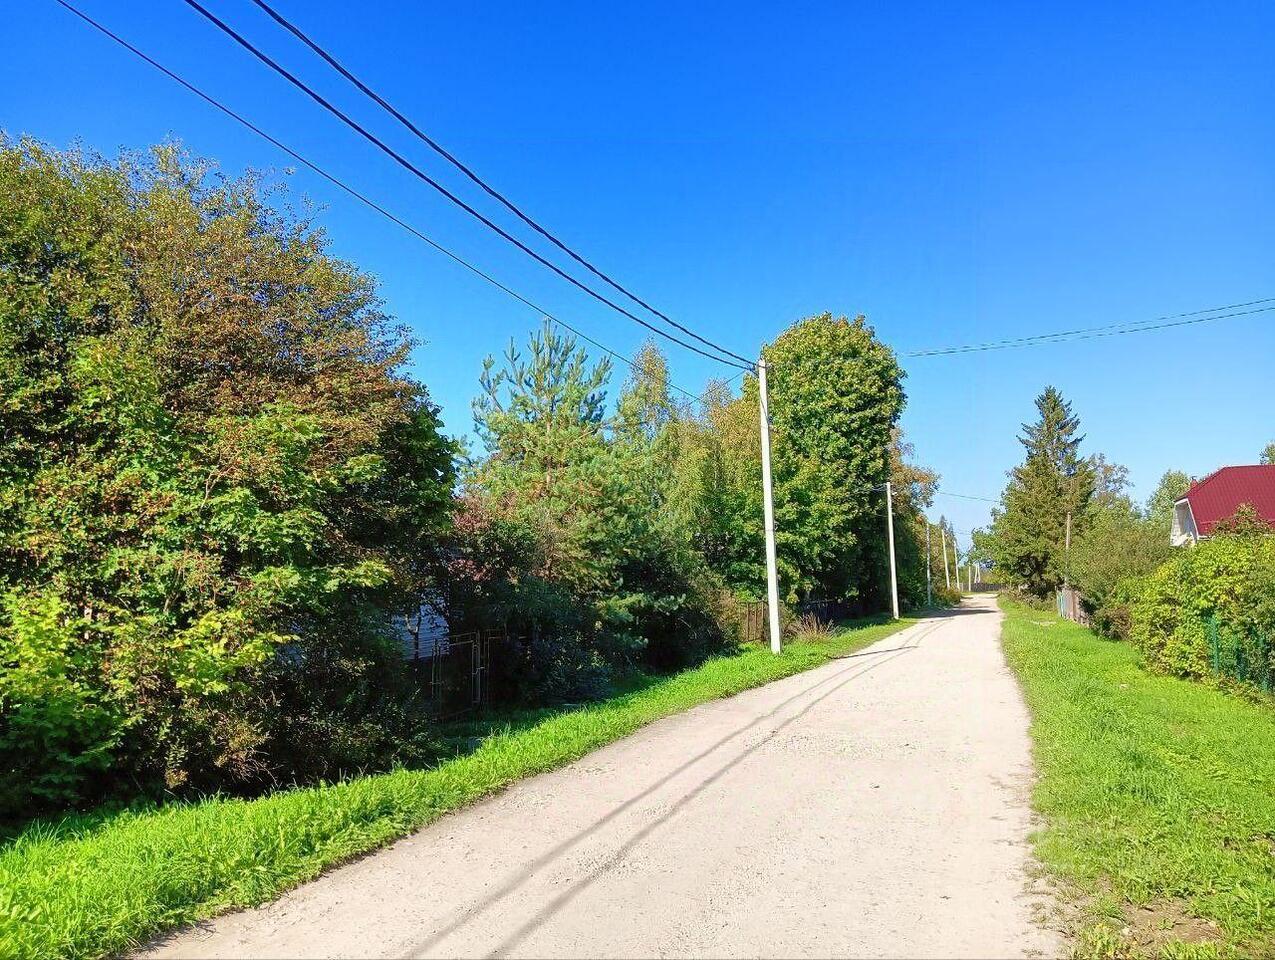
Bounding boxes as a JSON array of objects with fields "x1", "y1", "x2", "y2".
[
  {"x1": 0, "y1": 139, "x2": 454, "y2": 814},
  {"x1": 983, "y1": 386, "x2": 1095, "y2": 597}
]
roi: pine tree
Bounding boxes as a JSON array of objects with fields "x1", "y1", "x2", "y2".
[{"x1": 989, "y1": 386, "x2": 1095, "y2": 597}]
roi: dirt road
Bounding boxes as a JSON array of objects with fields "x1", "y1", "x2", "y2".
[{"x1": 145, "y1": 596, "x2": 1062, "y2": 959}]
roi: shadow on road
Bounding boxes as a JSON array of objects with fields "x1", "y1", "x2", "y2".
[{"x1": 402, "y1": 616, "x2": 951, "y2": 959}]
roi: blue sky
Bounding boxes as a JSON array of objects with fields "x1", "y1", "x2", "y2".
[{"x1": 5, "y1": 0, "x2": 1273, "y2": 549}]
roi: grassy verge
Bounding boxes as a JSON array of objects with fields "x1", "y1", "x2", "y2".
[
  {"x1": 1000, "y1": 597, "x2": 1275, "y2": 958},
  {"x1": 0, "y1": 615, "x2": 913, "y2": 960}
]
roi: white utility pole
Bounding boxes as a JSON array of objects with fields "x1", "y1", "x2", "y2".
[
  {"x1": 941, "y1": 524, "x2": 951, "y2": 589},
  {"x1": 884, "y1": 482, "x2": 900, "y2": 620},
  {"x1": 968, "y1": 561, "x2": 973, "y2": 591},
  {"x1": 757, "y1": 358, "x2": 782, "y2": 654},
  {"x1": 1064, "y1": 510, "x2": 1073, "y2": 588},
  {"x1": 925, "y1": 522, "x2": 932, "y2": 606},
  {"x1": 952, "y1": 538, "x2": 960, "y2": 592}
]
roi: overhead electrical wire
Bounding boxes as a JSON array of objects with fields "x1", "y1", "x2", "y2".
[
  {"x1": 906, "y1": 299, "x2": 1275, "y2": 357},
  {"x1": 176, "y1": 0, "x2": 753, "y2": 372},
  {"x1": 50, "y1": 0, "x2": 736, "y2": 411},
  {"x1": 244, "y1": 0, "x2": 755, "y2": 370}
]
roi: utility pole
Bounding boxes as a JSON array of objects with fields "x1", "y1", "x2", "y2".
[
  {"x1": 1064, "y1": 510, "x2": 1073, "y2": 586},
  {"x1": 941, "y1": 524, "x2": 951, "y2": 589},
  {"x1": 925, "y1": 521, "x2": 932, "y2": 607},
  {"x1": 885, "y1": 482, "x2": 900, "y2": 620},
  {"x1": 952, "y1": 538, "x2": 960, "y2": 592},
  {"x1": 757, "y1": 358, "x2": 782, "y2": 655}
]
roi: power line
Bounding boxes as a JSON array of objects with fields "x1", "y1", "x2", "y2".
[
  {"x1": 50, "y1": 0, "x2": 735, "y2": 411},
  {"x1": 906, "y1": 299, "x2": 1275, "y2": 357},
  {"x1": 934, "y1": 491, "x2": 999, "y2": 503},
  {"x1": 177, "y1": 0, "x2": 752, "y2": 372},
  {"x1": 245, "y1": 0, "x2": 755, "y2": 370}
]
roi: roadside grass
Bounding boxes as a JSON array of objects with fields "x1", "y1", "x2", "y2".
[
  {"x1": 0, "y1": 614, "x2": 913, "y2": 960},
  {"x1": 1000, "y1": 598, "x2": 1275, "y2": 958}
]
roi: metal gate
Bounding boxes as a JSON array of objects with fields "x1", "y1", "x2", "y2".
[{"x1": 409, "y1": 627, "x2": 502, "y2": 718}]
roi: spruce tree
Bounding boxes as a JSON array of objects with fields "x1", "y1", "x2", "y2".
[{"x1": 989, "y1": 386, "x2": 1095, "y2": 597}]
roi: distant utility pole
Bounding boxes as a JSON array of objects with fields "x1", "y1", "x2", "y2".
[
  {"x1": 925, "y1": 521, "x2": 932, "y2": 606},
  {"x1": 941, "y1": 525, "x2": 951, "y2": 589},
  {"x1": 952, "y1": 538, "x2": 960, "y2": 592},
  {"x1": 757, "y1": 358, "x2": 782, "y2": 655},
  {"x1": 884, "y1": 482, "x2": 900, "y2": 620}
]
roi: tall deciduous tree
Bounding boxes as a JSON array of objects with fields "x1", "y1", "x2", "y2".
[
  {"x1": 762, "y1": 313, "x2": 906, "y2": 607},
  {"x1": 987, "y1": 386, "x2": 1095, "y2": 597}
]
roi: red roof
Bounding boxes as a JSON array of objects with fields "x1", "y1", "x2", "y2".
[{"x1": 1178, "y1": 465, "x2": 1275, "y2": 536}]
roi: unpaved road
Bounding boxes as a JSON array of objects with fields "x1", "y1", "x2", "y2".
[{"x1": 145, "y1": 596, "x2": 1062, "y2": 959}]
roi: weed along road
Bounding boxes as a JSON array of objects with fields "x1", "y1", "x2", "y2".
[{"x1": 144, "y1": 597, "x2": 1061, "y2": 959}]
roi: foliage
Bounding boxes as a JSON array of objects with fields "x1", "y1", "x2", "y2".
[
  {"x1": 0, "y1": 614, "x2": 914, "y2": 960},
  {"x1": 888, "y1": 431, "x2": 943, "y2": 609},
  {"x1": 1146, "y1": 469, "x2": 1192, "y2": 533},
  {"x1": 1127, "y1": 524, "x2": 1275, "y2": 681},
  {"x1": 1068, "y1": 480, "x2": 1173, "y2": 629},
  {"x1": 982, "y1": 387, "x2": 1095, "y2": 598},
  {"x1": 760, "y1": 313, "x2": 906, "y2": 606},
  {"x1": 1261, "y1": 441, "x2": 1275, "y2": 466},
  {"x1": 0, "y1": 139, "x2": 454, "y2": 816},
  {"x1": 1001, "y1": 597, "x2": 1275, "y2": 958},
  {"x1": 467, "y1": 325, "x2": 731, "y2": 699}
]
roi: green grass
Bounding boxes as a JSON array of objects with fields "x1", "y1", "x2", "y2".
[
  {"x1": 1000, "y1": 598, "x2": 1275, "y2": 958},
  {"x1": 0, "y1": 615, "x2": 912, "y2": 960}
]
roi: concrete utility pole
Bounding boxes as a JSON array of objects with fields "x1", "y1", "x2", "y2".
[
  {"x1": 941, "y1": 525, "x2": 951, "y2": 589},
  {"x1": 952, "y1": 538, "x2": 960, "y2": 592},
  {"x1": 885, "y1": 482, "x2": 900, "y2": 620},
  {"x1": 1064, "y1": 510, "x2": 1073, "y2": 587},
  {"x1": 925, "y1": 522, "x2": 932, "y2": 607},
  {"x1": 757, "y1": 358, "x2": 782, "y2": 655}
]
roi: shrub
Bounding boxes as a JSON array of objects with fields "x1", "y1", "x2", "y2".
[
  {"x1": 1128, "y1": 529, "x2": 1275, "y2": 681},
  {"x1": 0, "y1": 140, "x2": 455, "y2": 816},
  {"x1": 1070, "y1": 504, "x2": 1172, "y2": 614}
]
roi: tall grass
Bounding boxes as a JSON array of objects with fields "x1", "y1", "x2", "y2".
[
  {"x1": 0, "y1": 615, "x2": 910, "y2": 960},
  {"x1": 1001, "y1": 598, "x2": 1275, "y2": 958}
]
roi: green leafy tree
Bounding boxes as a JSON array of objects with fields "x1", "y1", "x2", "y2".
[
  {"x1": 1146, "y1": 469, "x2": 1192, "y2": 532},
  {"x1": 0, "y1": 139, "x2": 454, "y2": 814},
  {"x1": 1069, "y1": 498, "x2": 1172, "y2": 631},
  {"x1": 1261, "y1": 441, "x2": 1275, "y2": 465},
  {"x1": 985, "y1": 387, "x2": 1095, "y2": 598},
  {"x1": 1088, "y1": 453, "x2": 1132, "y2": 511},
  {"x1": 469, "y1": 326, "x2": 728, "y2": 695},
  {"x1": 761, "y1": 313, "x2": 906, "y2": 607}
]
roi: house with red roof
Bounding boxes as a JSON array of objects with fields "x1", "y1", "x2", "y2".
[{"x1": 1171, "y1": 465, "x2": 1275, "y2": 545}]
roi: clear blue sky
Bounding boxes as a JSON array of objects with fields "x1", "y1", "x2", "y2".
[{"x1": 5, "y1": 0, "x2": 1273, "y2": 549}]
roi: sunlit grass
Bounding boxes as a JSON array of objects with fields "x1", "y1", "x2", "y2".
[
  {"x1": 0, "y1": 614, "x2": 912, "y2": 960},
  {"x1": 1001, "y1": 598, "x2": 1275, "y2": 958}
]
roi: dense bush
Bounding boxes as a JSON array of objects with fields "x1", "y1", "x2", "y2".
[
  {"x1": 465, "y1": 328, "x2": 736, "y2": 699},
  {"x1": 0, "y1": 140, "x2": 454, "y2": 816},
  {"x1": 1070, "y1": 503, "x2": 1173, "y2": 620},
  {"x1": 1127, "y1": 526, "x2": 1275, "y2": 681}
]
